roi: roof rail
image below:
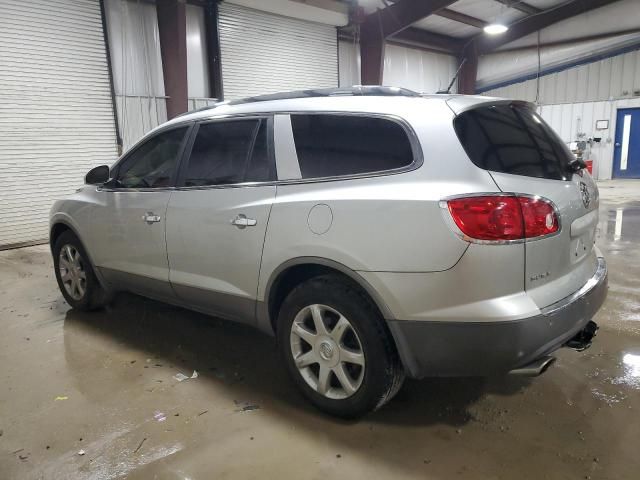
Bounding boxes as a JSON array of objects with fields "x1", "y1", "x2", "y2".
[{"x1": 175, "y1": 86, "x2": 420, "y2": 117}]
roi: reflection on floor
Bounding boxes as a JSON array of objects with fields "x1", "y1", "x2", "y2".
[{"x1": 1, "y1": 180, "x2": 640, "y2": 479}]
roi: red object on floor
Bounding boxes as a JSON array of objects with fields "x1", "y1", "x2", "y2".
[{"x1": 585, "y1": 160, "x2": 593, "y2": 174}]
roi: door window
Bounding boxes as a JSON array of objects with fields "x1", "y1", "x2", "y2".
[
  {"x1": 290, "y1": 114, "x2": 414, "y2": 179},
  {"x1": 182, "y1": 119, "x2": 272, "y2": 187},
  {"x1": 115, "y1": 127, "x2": 188, "y2": 188}
]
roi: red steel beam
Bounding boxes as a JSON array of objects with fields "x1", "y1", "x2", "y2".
[
  {"x1": 360, "y1": 0, "x2": 458, "y2": 84},
  {"x1": 157, "y1": 0, "x2": 188, "y2": 118}
]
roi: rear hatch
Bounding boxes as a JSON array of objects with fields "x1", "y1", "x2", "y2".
[{"x1": 453, "y1": 101, "x2": 599, "y2": 308}]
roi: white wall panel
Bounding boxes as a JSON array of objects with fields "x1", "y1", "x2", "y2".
[
  {"x1": 339, "y1": 40, "x2": 360, "y2": 87},
  {"x1": 0, "y1": 0, "x2": 119, "y2": 248},
  {"x1": 383, "y1": 44, "x2": 457, "y2": 93},
  {"x1": 219, "y1": 3, "x2": 338, "y2": 100},
  {"x1": 338, "y1": 41, "x2": 458, "y2": 94},
  {"x1": 483, "y1": 48, "x2": 640, "y2": 104},
  {"x1": 104, "y1": 0, "x2": 164, "y2": 96},
  {"x1": 537, "y1": 98, "x2": 640, "y2": 180},
  {"x1": 186, "y1": 4, "x2": 211, "y2": 99}
]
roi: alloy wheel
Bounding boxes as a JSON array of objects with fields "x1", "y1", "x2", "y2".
[
  {"x1": 289, "y1": 304, "x2": 365, "y2": 400},
  {"x1": 58, "y1": 244, "x2": 86, "y2": 301}
]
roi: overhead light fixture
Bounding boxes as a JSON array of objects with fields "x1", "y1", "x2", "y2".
[{"x1": 484, "y1": 23, "x2": 508, "y2": 35}]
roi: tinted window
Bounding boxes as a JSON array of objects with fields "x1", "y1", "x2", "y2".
[
  {"x1": 454, "y1": 104, "x2": 573, "y2": 180},
  {"x1": 290, "y1": 115, "x2": 414, "y2": 179},
  {"x1": 116, "y1": 127, "x2": 188, "y2": 188},
  {"x1": 183, "y1": 119, "x2": 271, "y2": 186}
]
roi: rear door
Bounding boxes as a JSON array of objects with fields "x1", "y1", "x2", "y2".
[
  {"x1": 454, "y1": 103, "x2": 599, "y2": 308},
  {"x1": 166, "y1": 117, "x2": 276, "y2": 324}
]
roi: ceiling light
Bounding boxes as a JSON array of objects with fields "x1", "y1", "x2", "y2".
[{"x1": 484, "y1": 23, "x2": 508, "y2": 35}]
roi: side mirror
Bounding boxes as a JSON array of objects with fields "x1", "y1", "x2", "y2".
[{"x1": 85, "y1": 165, "x2": 110, "y2": 185}]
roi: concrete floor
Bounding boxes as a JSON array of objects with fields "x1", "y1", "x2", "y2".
[{"x1": 1, "y1": 180, "x2": 639, "y2": 480}]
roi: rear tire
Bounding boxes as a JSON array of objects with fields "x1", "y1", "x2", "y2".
[
  {"x1": 277, "y1": 274, "x2": 404, "y2": 418},
  {"x1": 53, "y1": 230, "x2": 109, "y2": 311}
]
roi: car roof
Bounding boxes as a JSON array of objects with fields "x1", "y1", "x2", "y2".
[{"x1": 157, "y1": 86, "x2": 516, "y2": 135}]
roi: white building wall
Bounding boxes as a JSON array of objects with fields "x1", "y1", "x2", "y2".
[
  {"x1": 482, "y1": 48, "x2": 640, "y2": 104},
  {"x1": 338, "y1": 41, "x2": 458, "y2": 94}
]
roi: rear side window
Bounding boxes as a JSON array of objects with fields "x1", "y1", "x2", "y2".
[
  {"x1": 454, "y1": 104, "x2": 573, "y2": 181},
  {"x1": 290, "y1": 114, "x2": 414, "y2": 179},
  {"x1": 182, "y1": 119, "x2": 272, "y2": 187}
]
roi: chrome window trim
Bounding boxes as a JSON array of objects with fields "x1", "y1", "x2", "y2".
[
  {"x1": 166, "y1": 110, "x2": 423, "y2": 191},
  {"x1": 438, "y1": 192, "x2": 563, "y2": 245},
  {"x1": 99, "y1": 110, "x2": 423, "y2": 193}
]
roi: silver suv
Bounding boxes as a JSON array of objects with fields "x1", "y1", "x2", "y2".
[{"x1": 50, "y1": 87, "x2": 607, "y2": 417}]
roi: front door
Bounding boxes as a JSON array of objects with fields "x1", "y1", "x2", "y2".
[
  {"x1": 86, "y1": 125, "x2": 191, "y2": 299},
  {"x1": 613, "y1": 108, "x2": 640, "y2": 178},
  {"x1": 166, "y1": 117, "x2": 276, "y2": 324}
]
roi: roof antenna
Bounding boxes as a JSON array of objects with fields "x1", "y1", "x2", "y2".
[{"x1": 438, "y1": 57, "x2": 467, "y2": 94}]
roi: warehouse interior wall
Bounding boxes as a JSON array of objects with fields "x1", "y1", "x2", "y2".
[
  {"x1": 338, "y1": 40, "x2": 458, "y2": 94},
  {"x1": 104, "y1": 0, "x2": 215, "y2": 150}
]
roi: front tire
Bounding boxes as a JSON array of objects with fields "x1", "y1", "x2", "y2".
[
  {"x1": 277, "y1": 274, "x2": 404, "y2": 418},
  {"x1": 53, "y1": 230, "x2": 109, "y2": 311}
]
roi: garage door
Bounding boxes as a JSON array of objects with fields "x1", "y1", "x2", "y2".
[
  {"x1": 0, "y1": 0, "x2": 118, "y2": 249},
  {"x1": 218, "y1": 3, "x2": 338, "y2": 100}
]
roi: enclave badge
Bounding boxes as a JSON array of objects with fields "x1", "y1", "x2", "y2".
[{"x1": 579, "y1": 182, "x2": 591, "y2": 208}]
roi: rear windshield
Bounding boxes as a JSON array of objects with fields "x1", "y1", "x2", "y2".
[{"x1": 454, "y1": 104, "x2": 573, "y2": 181}]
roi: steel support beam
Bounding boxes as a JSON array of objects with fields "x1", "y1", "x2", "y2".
[
  {"x1": 205, "y1": 0, "x2": 223, "y2": 100},
  {"x1": 391, "y1": 27, "x2": 463, "y2": 53},
  {"x1": 157, "y1": 0, "x2": 188, "y2": 118},
  {"x1": 436, "y1": 8, "x2": 486, "y2": 29},
  {"x1": 492, "y1": 0, "x2": 541, "y2": 15},
  {"x1": 359, "y1": 0, "x2": 457, "y2": 84},
  {"x1": 457, "y1": 47, "x2": 478, "y2": 94}
]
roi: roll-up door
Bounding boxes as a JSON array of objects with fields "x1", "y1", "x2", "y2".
[
  {"x1": 0, "y1": 0, "x2": 118, "y2": 248},
  {"x1": 218, "y1": 2, "x2": 338, "y2": 100}
]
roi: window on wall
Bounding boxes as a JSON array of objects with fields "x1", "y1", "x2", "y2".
[
  {"x1": 290, "y1": 115, "x2": 414, "y2": 179},
  {"x1": 182, "y1": 119, "x2": 272, "y2": 186}
]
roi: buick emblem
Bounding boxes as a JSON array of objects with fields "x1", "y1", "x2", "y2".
[{"x1": 579, "y1": 182, "x2": 591, "y2": 208}]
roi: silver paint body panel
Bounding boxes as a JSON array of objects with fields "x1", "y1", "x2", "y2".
[{"x1": 49, "y1": 93, "x2": 607, "y2": 376}]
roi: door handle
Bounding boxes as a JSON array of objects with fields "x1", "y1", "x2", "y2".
[
  {"x1": 142, "y1": 212, "x2": 161, "y2": 224},
  {"x1": 231, "y1": 214, "x2": 257, "y2": 229}
]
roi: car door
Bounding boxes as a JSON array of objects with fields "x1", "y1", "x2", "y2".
[
  {"x1": 166, "y1": 117, "x2": 277, "y2": 324},
  {"x1": 86, "y1": 124, "x2": 191, "y2": 299}
]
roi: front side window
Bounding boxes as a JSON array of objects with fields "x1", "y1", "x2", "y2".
[
  {"x1": 116, "y1": 127, "x2": 188, "y2": 188},
  {"x1": 182, "y1": 119, "x2": 271, "y2": 187},
  {"x1": 290, "y1": 114, "x2": 414, "y2": 179}
]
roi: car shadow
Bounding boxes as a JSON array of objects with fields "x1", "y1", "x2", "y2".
[{"x1": 62, "y1": 292, "x2": 531, "y2": 428}]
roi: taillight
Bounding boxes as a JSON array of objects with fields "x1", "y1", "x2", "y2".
[{"x1": 446, "y1": 195, "x2": 558, "y2": 242}]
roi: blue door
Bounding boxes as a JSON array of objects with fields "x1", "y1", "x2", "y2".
[{"x1": 613, "y1": 108, "x2": 640, "y2": 178}]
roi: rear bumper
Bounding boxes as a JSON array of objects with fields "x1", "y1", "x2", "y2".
[{"x1": 387, "y1": 257, "x2": 608, "y2": 378}]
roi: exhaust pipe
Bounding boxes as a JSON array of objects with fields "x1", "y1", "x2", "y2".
[
  {"x1": 565, "y1": 321, "x2": 599, "y2": 352},
  {"x1": 509, "y1": 356, "x2": 556, "y2": 377}
]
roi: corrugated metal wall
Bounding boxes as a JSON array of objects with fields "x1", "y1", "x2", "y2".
[
  {"x1": 338, "y1": 40, "x2": 458, "y2": 94},
  {"x1": 0, "y1": 0, "x2": 119, "y2": 248},
  {"x1": 483, "y1": 48, "x2": 640, "y2": 104},
  {"x1": 538, "y1": 98, "x2": 640, "y2": 180}
]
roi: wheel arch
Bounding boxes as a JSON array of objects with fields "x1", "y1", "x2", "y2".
[
  {"x1": 258, "y1": 257, "x2": 394, "y2": 336},
  {"x1": 49, "y1": 219, "x2": 108, "y2": 290}
]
